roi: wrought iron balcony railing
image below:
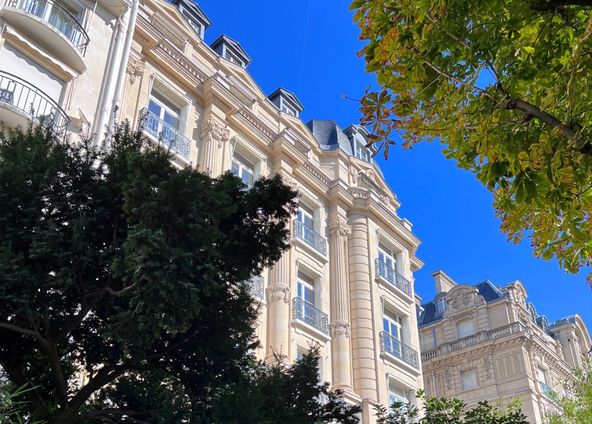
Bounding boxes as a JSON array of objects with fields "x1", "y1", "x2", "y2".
[
  {"x1": 421, "y1": 322, "x2": 525, "y2": 361},
  {"x1": 292, "y1": 297, "x2": 329, "y2": 335},
  {"x1": 375, "y1": 258, "x2": 412, "y2": 297},
  {"x1": 246, "y1": 275, "x2": 264, "y2": 301},
  {"x1": 142, "y1": 109, "x2": 191, "y2": 159},
  {"x1": 293, "y1": 220, "x2": 327, "y2": 255},
  {"x1": 380, "y1": 331, "x2": 419, "y2": 369},
  {"x1": 7, "y1": 0, "x2": 90, "y2": 53},
  {"x1": 0, "y1": 71, "x2": 69, "y2": 131}
]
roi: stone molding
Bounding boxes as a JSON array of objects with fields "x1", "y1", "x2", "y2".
[
  {"x1": 329, "y1": 216, "x2": 350, "y2": 237},
  {"x1": 267, "y1": 285, "x2": 290, "y2": 303},
  {"x1": 330, "y1": 321, "x2": 351, "y2": 338}
]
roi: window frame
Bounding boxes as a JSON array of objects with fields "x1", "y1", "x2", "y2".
[
  {"x1": 231, "y1": 151, "x2": 255, "y2": 187},
  {"x1": 460, "y1": 369, "x2": 479, "y2": 391}
]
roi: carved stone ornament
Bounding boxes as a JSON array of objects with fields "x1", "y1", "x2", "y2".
[
  {"x1": 205, "y1": 117, "x2": 230, "y2": 147},
  {"x1": 348, "y1": 165, "x2": 359, "y2": 186},
  {"x1": 330, "y1": 321, "x2": 351, "y2": 338},
  {"x1": 446, "y1": 285, "x2": 485, "y2": 313},
  {"x1": 126, "y1": 57, "x2": 145, "y2": 85},
  {"x1": 268, "y1": 285, "x2": 290, "y2": 303},
  {"x1": 280, "y1": 173, "x2": 299, "y2": 192},
  {"x1": 329, "y1": 216, "x2": 351, "y2": 237},
  {"x1": 483, "y1": 355, "x2": 494, "y2": 380}
]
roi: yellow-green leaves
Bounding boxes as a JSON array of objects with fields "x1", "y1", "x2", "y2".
[{"x1": 352, "y1": 0, "x2": 592, "y2": 282}]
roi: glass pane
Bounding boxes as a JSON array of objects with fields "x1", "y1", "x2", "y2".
[
  {"x1": 231, "y1": 161, "x2": 240, "y2": 177},
  {"x1": 148, "y1": 99, "x2": 161, "y2": 117},
  {"x1": 242, "y1": 170, "x2": 253, "y2": 186},
  {"x1": 164, "y1": 111, "x2": 179, "y2": 129}
]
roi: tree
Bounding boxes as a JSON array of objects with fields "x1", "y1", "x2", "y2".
[
  {"x1": 351, "y1": 0, "x2": 592, "y2": 281},
  {"x1": 208, "y1": 347, "x2": 361, "y2": 424},
  {"x1": 375, "y1": 390, "x2": 528, "y2": 424},
  {"x1": 548, "y1": 359, "x2": 592, "y2": 424},
  {"x1": 0, "y1": 125, "x2": 359, "y2": 423}
]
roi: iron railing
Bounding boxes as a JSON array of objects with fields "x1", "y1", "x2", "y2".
[
  {"x1": 380, "y1": 331, "x2": 419, "y2": 369},
  {"x1": 375, "y1": 258, "x2": 412, "y2": 296},
  {"x1": 292, "y1": 297, "x2": 329, "y2": 335},
  {"x1": 143, "y1": 109, "x2": 191, "y2": 159},
  {"x1": 421, "y1": 322, "x2": 525, "y2": 361},
  {"x1": 246, "y1": 275, "x2": 264, "y2": 301},
  {"x1": 293, "y1": 220, "x2": 327, "y2": 255},
  {"x1": 0, "y1": 71, "x2": 68, "y2": 131},
  {"x1": 7, "y1": 0, "x2": 89, "y2": 53}
]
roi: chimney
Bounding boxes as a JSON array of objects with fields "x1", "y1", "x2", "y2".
[{"x1": 433, "y1": 270, "x2": 457, "y2": 294}]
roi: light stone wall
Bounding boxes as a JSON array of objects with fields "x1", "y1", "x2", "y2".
[
  {"x1": 114, "y1": 0, "x2": 427, "y2": 421},
  {"x1": 419, "y1": 276, "x2": 591, "y2": 424}
]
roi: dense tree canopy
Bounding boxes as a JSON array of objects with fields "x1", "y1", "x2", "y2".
[
  {"x1": 0, "y1": 125, "x2": 360, "y2": 423},
  {"x1": 351, "y1": 0, "x2": 592, "y2": 281}
]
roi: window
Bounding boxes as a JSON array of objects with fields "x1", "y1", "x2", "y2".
[
  {"x1": 297, "y1": 204, "x2": 315, "y2": 230},
  {"x1": 231, "y1": 152, "x2": 254, "y2": 187},
  {"x1": 377, "y1": 243, "x2": 396, "y2": 281},
  {"x1": 461, "y1": 370, "x2": 478, "y2": 390},
  {"x1": 354, "y1": 140, "x2": 371, "y2": 162},
  {"x1": 297, "y1": 273, "x2": 315, "y2": 306},
  {"x1": 280, "y1": 103, "x2": 296, "y2": 116},
  {"x1": 436, "y1": 297, "x2": 447, "y2": 314},
  {"x1": 457, "y1": 319, "x2": 476, "y2": 339},
  {"x1": 147, "y1": 90, "x2": 181, "y2": 145},
  {"x1": 538, "y1": 368, "x2": 550, "y2": 394},
  {"x1": 388, "y1": 382, "x2": 409, "y2": 413},
  {"x1": 224, "y1": 48, "x2": 245, "y2": 67},
  {"x1": 383, "y1": 310, "x2": 402, "y2": 356}
]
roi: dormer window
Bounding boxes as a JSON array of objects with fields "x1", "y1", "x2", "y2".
[
  {"x1": 354, "y1": 140, "x2": 371, "y2": 162},
  {"x1": 171, "y1": 0, "x2": 211, "y2": 40},
  {"x1": 211, "y1": 35, "x2": 252, "y2": 68},
  {"x1": 268, "y1": 88, "x2": 304, "y2": 118},
  {"x1": 436, "y1": 297, "x2": 447, "y2": 314}
]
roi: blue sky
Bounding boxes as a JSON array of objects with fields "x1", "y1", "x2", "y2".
[{"x1": 196, "y1": 0, "x2": 591, "y2": 324}]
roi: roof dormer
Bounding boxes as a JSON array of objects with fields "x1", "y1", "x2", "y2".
[
  {"x1": 344, "y1": 124, "x2": 375, "y2": 163},
  {"x1": 210, "y1": 35, "x2": 251, "y2": 68},
  {"x1": 171, "y1": 0, "x2": 211, "y2": 40},
  {"x1": 268, "y1": 88, "x2": 304, "y2": 118}
]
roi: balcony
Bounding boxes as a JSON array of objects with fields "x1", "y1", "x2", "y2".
[
  {"x1": 380, "y1": 331, "x2": 419, "y2": 369},
  {"x1": 1, "y1": 0, "x2": 89, "y2": 72},
  {"x1": 293, "y1": 220, "x2": 327, "y2": 256},
  {"x1": 142, "y1": 109, "x2": 191, "y2": 160},
  {"x1": 421, "y1": 322, "x2": 525, "y2": 362},
  {"x1": 292, "y1": 297, "x2": 329, "y2": 336},
  {"x1": 375, "y1": 258, "x2": 412, "y2": 297},
  {"x1": 246, "y1": 275, "x2": 264, "y2": 301},
  {"x1": 0, "y1": 71, "x2": 68, "y2": 131}
]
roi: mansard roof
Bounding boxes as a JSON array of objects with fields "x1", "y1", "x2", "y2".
[
  {"x1": 306, "y1": 119, "x2": 353, "y2": 155},
  {"x1": 418, "y1": 280, "x2": 505, "y2": 326},
  {"x1": 171, "y1": 0, "x2": 211, "y2": 28}
]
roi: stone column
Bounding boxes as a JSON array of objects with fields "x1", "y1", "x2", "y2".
[
  {"x1": 348, "y1": 213, "x2": 378, "y2": 400},
  {"x1": 328, "y1": 215, "x2": 353, "y2": 390},
  {"x1": 199, "y1": 117, "x2": 229, "y2": 177},
  {"x1": 266, "y1": 249, "x2": 291, "y2": 360}
]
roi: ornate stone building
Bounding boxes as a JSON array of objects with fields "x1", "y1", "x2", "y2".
[
  {"x1": 418, "y1": 270, "x2": 592, "y2": 423},
  {"x1": 111, "y1": 0, "x2": 426, "y2": 421},
  {"x1": 0, "y1": 0, "x2": 138, "y2": 140}
]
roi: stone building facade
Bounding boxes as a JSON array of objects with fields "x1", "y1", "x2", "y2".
[
  {"x1": 418, "y1": 270, "x2": 592, "y2": 423},
  {"x1": 111, "y1": 0, "x2": 425, "y2": 422},
  {"x1": 0, "y1": 0, "x2": 139, "y2": 140}
]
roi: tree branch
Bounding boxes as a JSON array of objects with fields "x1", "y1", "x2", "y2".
[{"x1": 532, "y1": 0, "x2": 592, "y2": 11}]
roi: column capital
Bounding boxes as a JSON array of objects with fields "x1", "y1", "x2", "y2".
[
  {"x1": 267, "y1": 285, "x2": 290, "y2": 303},
  {"x1": 330, "y1": 321, "x2": 351, "y2": 338},
  {"x1": 328, "y1": 215, "x2": 350, "y2": 237}
]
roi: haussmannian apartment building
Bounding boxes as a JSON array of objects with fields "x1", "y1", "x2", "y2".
[
  {"x1": 418, "y1": 270, "x2": 592, "y2": 424},
  {"x1": 1, "y1": 0, "x2": 590, "y2": 422},
  {"x1": 0, "y1": 0, "x2": 427, "y2": 421}
]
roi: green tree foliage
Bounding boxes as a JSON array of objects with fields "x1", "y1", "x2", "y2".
[
  {"x1": 548, "y1": 359, "x2": 592, "y2": 424},
  {"x1": 0, "y1": 125, "x2": 359, "y2": 423},
  {"x1": 375, "y1": 390, "x2": 528, "y2": 424},
  {"x1": 208, "y1": 347, "x2": 361, "y2": 424},
  {"x1": 351, "y1": 0, "x2": 592, "y2": 281}
]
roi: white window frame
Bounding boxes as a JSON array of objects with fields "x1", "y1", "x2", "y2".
[
  {"x1": 383, "y1": 309, "x2": 402, "y2": 341},
  {"x1": 457, "y1": 318, "x2": 476, "y2": 339},
  {"x1": 461, "y1": 369, "x2": 478, "y2": 391},
  {"x1": 231, "y1": 151, "x2": 255, "y2": 188},
  {"x1": 297, "y1": 204, "x2": 315, "y2": 230},
  {"x1": 297, "y1": 272, "x2": 316, "y2": 307},
  {"x1": 355, "y1": 140, "x2": 371, "y2": 162}
]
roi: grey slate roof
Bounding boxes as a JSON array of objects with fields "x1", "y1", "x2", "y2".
[
  {"x1": 306, "y1": 120, "x2": 353, "y2": 155},
  {"x1": 418, "y1": 280, "x2": 505, "y2": 327}
]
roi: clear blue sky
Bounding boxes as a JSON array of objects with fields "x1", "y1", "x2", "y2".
[{"x1": 196, "y1": 0, "x2": 591, "y2": 325}]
